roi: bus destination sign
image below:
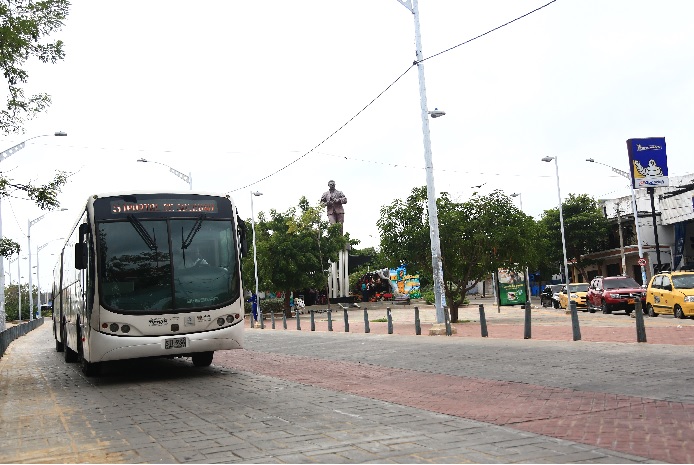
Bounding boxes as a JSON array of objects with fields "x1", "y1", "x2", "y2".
[{"x1": 111, "y1": 199, "x2": 218, "y2": 214}]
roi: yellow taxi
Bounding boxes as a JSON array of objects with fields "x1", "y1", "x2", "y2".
[
  {"x1": 558, "y1": 283, "x2": 589, "y2": 310},
  {"x1": 645, "y1": 271, "x2": 694, "y2": 318}
]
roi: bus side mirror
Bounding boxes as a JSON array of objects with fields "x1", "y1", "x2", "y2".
[
  {"x1": 79, "y1": 223, "x2": 89, "y2": 243},
  {"x1": 75, "y1": 243, "x2": 87, "y2": 270},
  {"x1": 237, "y1": 216, "x2": 249, "y2": 258}
]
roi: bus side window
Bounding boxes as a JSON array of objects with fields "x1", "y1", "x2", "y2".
[{"x1": 75, "y1": 223, "x2": 90, "y2": 269}]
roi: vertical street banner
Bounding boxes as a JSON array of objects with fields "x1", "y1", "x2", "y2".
[
  {"x1": 626, "y1": 137, "x2": 668, "y2": 188},
  {"x1": 496, "y1": 269, "x2": 528, "y2": 306}
]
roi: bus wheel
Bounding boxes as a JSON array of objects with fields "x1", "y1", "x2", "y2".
[
  {"x1": 54, "y1": 321, "x2": 64, "y2": 352},
  {"x1": 62, "y1": 322, "x2": 78, "y2": 363},
  {"x1": 192, "y1": 351, "x2": 214, "y2": 367}
]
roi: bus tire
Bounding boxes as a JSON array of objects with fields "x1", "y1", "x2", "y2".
[
  {"x1": 54, "y1": 321, "x2": 64, "y2": 352},
  {"x1": 192, "y1": 351, "x2": 213, "y2": 367},
  {"x1": 62, "y1": 322, "x2": 78, "y2": 363}
]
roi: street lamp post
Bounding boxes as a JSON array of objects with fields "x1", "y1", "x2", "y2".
[
  {"x1": 28, "y1": 209, "x2": 67, "y2": 320},
  {"x1": 542, "y1": 156, "x2": 570, "y2": 285},
  {"x1": 511, "y1": 192, "x2": 532, "y2": 302},
  {"x1": 586, "y1": 158, "x2": 647, "y2": 284},
  {"x1": 36, "y1": 238, "x2": 64, "y2": 315},
  {"x1": 250, "y1": 191, "x2": 263, "y2": 328},
  {"x1": 396, "y1": 0, "x2": 447, "y2": 324},
  {"x1": 136, "y1": 158, "x2": 192, "y2": 190},
  {"x1": 0, "y1": 131, "x2": 67, "y2": 331}
]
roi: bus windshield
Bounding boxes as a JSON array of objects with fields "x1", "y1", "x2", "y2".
[{"x1": 98, "y1": 217, "x2": 239, "y2": 313}]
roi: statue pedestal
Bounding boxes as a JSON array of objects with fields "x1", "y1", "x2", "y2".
[{"x1": 428, "y1": 323, "x2": 457, "y2": 336}]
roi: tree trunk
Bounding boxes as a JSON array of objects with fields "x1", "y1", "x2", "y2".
[{"x1": 284, "y1": 291, "x2": 292, "y2": 317}]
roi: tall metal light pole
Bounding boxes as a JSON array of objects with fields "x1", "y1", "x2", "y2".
[
  {"x1": 586, "y1": 158, "x2": 647, "y2": 284},
  {"x1": 36, "y1": 238, "x2": 64, "y2": 316},
  {"x1": 28, "y1": 209, "x2": 67, "y2": 320},
  {"x1": 542, "y1": 156, "x2": 570, "y2": 285},
  {"x1": 136, "y1": 158, "x2": 192, "y2": 190},
  {"x1": 0, "y1": 131, "x2": 67, "y2": 330},
  {"x1": 250, "y1": 191, "x2": 263, "y2": 328},
  {"x1": 396, "y1": 0, "x2": 446, "y2": 324}
]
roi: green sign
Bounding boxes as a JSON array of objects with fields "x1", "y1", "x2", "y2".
[{"x1": 497, "y1": 269, "x2": 528, "y2": 306}]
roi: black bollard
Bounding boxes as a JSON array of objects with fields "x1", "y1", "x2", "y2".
[
  {"x1": 479, "y1": 304, "x2": 488, "y2": 337},
  {"x1": 523, "y1": 301, "x2": 531, "y2": 339},
  {"x1": 363, "y1": 308, "x2": 370, "y2": 333},
  {"x1": 443, "y1": 307, "x2": 453, "y2": 336},
  {"x1": 327, "y1": 308, "x2": 333, "y2": 331},
  {"x1": 570, "y1": 300, "x2": 582, "y2": 341},
  {"x1": 310, "y1": 309, "x2": 315, "y2": 331},
  {"x1": 259, "y1": 309, "x2": 264, "y2": 329},
  {"x1": 282, "y1": 311, "x2": 287, "y2": 330},
  {"x1": 635, "y1": 300, "x2": 647, "y2": 343},
  {"x1": 343, "y1": 308, "x2": 350, "y2": 332},
  {"x1": 271, "y1": 309, "x2": 276, "y2": 330},
  {"x1": 296, "y1": 308, "x2": 301, "y2": 331},
  {"x1": 387, "y1": 307, "x2": 393, "y2": 334},
  {"x1": 414, "y1": 306, "x2": 421, "y2": 335}
]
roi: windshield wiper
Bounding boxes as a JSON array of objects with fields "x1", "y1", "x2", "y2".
[
  {"x1": 127, "y1": 215, "x2": 158, "y2": 251},
  {"x1": 180, "y1": 214, "x2": 206, "y2": 265}
]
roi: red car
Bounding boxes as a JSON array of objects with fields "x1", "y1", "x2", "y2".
[{"x1": 586, "y1": 275, "x2": 646, "y2": 315}]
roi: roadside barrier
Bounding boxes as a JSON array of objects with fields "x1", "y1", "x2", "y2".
[
  {"x1": 249, "y1": 302, "x2": 654, "y2": 344},
  {"x1": 0, "y1": 318, "x2": 44, "y2": 359}
]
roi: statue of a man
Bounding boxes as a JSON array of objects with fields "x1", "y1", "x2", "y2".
[{"x1": 320, "y1": 179, "x2": 347, "y2": 224}]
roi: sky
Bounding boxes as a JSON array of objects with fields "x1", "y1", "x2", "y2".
[{"x1": 2, "y1": 0, "x2": 694, "y2": 293}]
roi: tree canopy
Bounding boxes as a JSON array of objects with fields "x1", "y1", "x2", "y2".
[
  {"x1": 378, "y1": 187, "x2": 539, "y2": 320},
  {"x1": 242, "y1": 196, "x2": 348, "y2": 313}
]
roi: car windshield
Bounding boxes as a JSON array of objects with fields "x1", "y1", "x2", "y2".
[
  {"x1": 604, "y1": 277, "x2": 640, "y2": 290},
  {"x1": 569, "y1": 283, "x2": 589, "y2": 292},
  {"x1": 672, "y1": 274, "x2": 694, "y2": 289}
]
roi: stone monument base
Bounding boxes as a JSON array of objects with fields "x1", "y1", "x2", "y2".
[{"x1": 428, "y1": 323, "x2": 457, "y2": 336}]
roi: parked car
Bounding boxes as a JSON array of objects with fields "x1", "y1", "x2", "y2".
[
  {"x1": 586, "y1": 275, "x2": 646, "y2": 315},
  {"x1": 558, "y1": 283, "x2": 589, "y2": 310},
  {"x1": 645, "y1": 271, "x2": 694, "y2": 318},
  {"x1": 540, "y1": 284, "x2": 563, "y2": 308}
]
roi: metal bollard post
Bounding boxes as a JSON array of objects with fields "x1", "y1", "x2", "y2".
[
  {"x1": 414, "y1": 306, "x2": 421, "y2": 335},
  {"x1": 296, "y1": 308, "x2": 301, "y2": 330},
  {"x1": 363, "y1": 307, "x2": 370, "y2": 333},
  {"x1": 282, "y1": 311, "x2": 287, "y2": 330},
  {"x1": 523, "y1": 301, "x2": 531, "y2": 339},
  {"x1": 479, "y1": 304, "x2": 488, "y2": 337},
  {"x1": 387, "y1": 307, "x2": 393, "y2": 334},
  {"x1": 271, "y1": 310, "x2": 275, "y2": 330},
  {"x1": 310, "y1": 309, "x2": 315, "y2": 331},
  {"x1": 327, "y1": 309, "x2": 333, "y2": 331},
  {"x1": 343, "y1": 308, "x2": 350, "y2": 332},
  {"x1": 570, "y1": 300, "x2": 582, "y2": 341},
  {"x1": 443, "y1": 307, "x2": 453, "y2": 336},
  {"x1": 259, "y1": 309, "x2": 264, "y2": 329},
  {"x1": 635, "y1": 299, "x2": 647, "y2": 343}
]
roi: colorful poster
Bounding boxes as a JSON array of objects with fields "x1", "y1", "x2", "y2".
[
  {"x1": 626, "y1": 137, "x2": 668, "y2": 189},
  {"x1": 496, "y1": 269, "x2": 527, "y2": 306},
  {"x1": 389, "y1": 266, "x2": 421, "y2": 298}
]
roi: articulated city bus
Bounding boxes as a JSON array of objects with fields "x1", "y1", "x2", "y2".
[{"x1": 52, "y1": 192, "x2": 248, "y2": 376}]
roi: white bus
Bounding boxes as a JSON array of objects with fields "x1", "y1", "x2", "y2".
[{"x1": 52, "y1": 192, "x2": 248, "y2": 376}]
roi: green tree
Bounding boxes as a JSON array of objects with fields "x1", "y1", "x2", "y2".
[
  {"x1": 3, "y1": 282, "x2": 31, "y2": 321},
  {"x1": 0, "y1": 0, "x2": 70, "y2": 133},
  {"x1": 378, "y1": 187, "x2": 539, "y2": 321},
  {"x1": 1, "y1": 0, "x2": 71, "y2": 258},
  {"x1": 242, "y1": 196, "x2": 348, "y2": 315},
  {"x1": 537, "y1": 193, "x2": 609, "y2": 282}
]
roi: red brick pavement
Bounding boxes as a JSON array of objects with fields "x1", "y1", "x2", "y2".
[{"x1": 214, "y1": 349, "x2": 694, "y2": 464}]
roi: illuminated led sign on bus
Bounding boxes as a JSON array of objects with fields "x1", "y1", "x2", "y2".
[{"x1": 110, "y1": 199, "x2": 218, "y2": 214}]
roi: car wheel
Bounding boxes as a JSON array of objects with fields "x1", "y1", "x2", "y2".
[
  {"x1": 192, "y1": 351, "x2": 214, "y2": 367},
  {"x1": 601, "y1": 301, "x2": 611, "y2": 314},
  {"x1": 674, "y1": 305, "x2": 685, "y2": 319},
  {"x1": 647, "y1": 304, "x2": 658, "y2": 317}
]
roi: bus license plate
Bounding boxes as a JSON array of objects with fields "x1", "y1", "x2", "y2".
[{"x1": 164, "y1": 337, "x2": 187, "y2": 349}]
